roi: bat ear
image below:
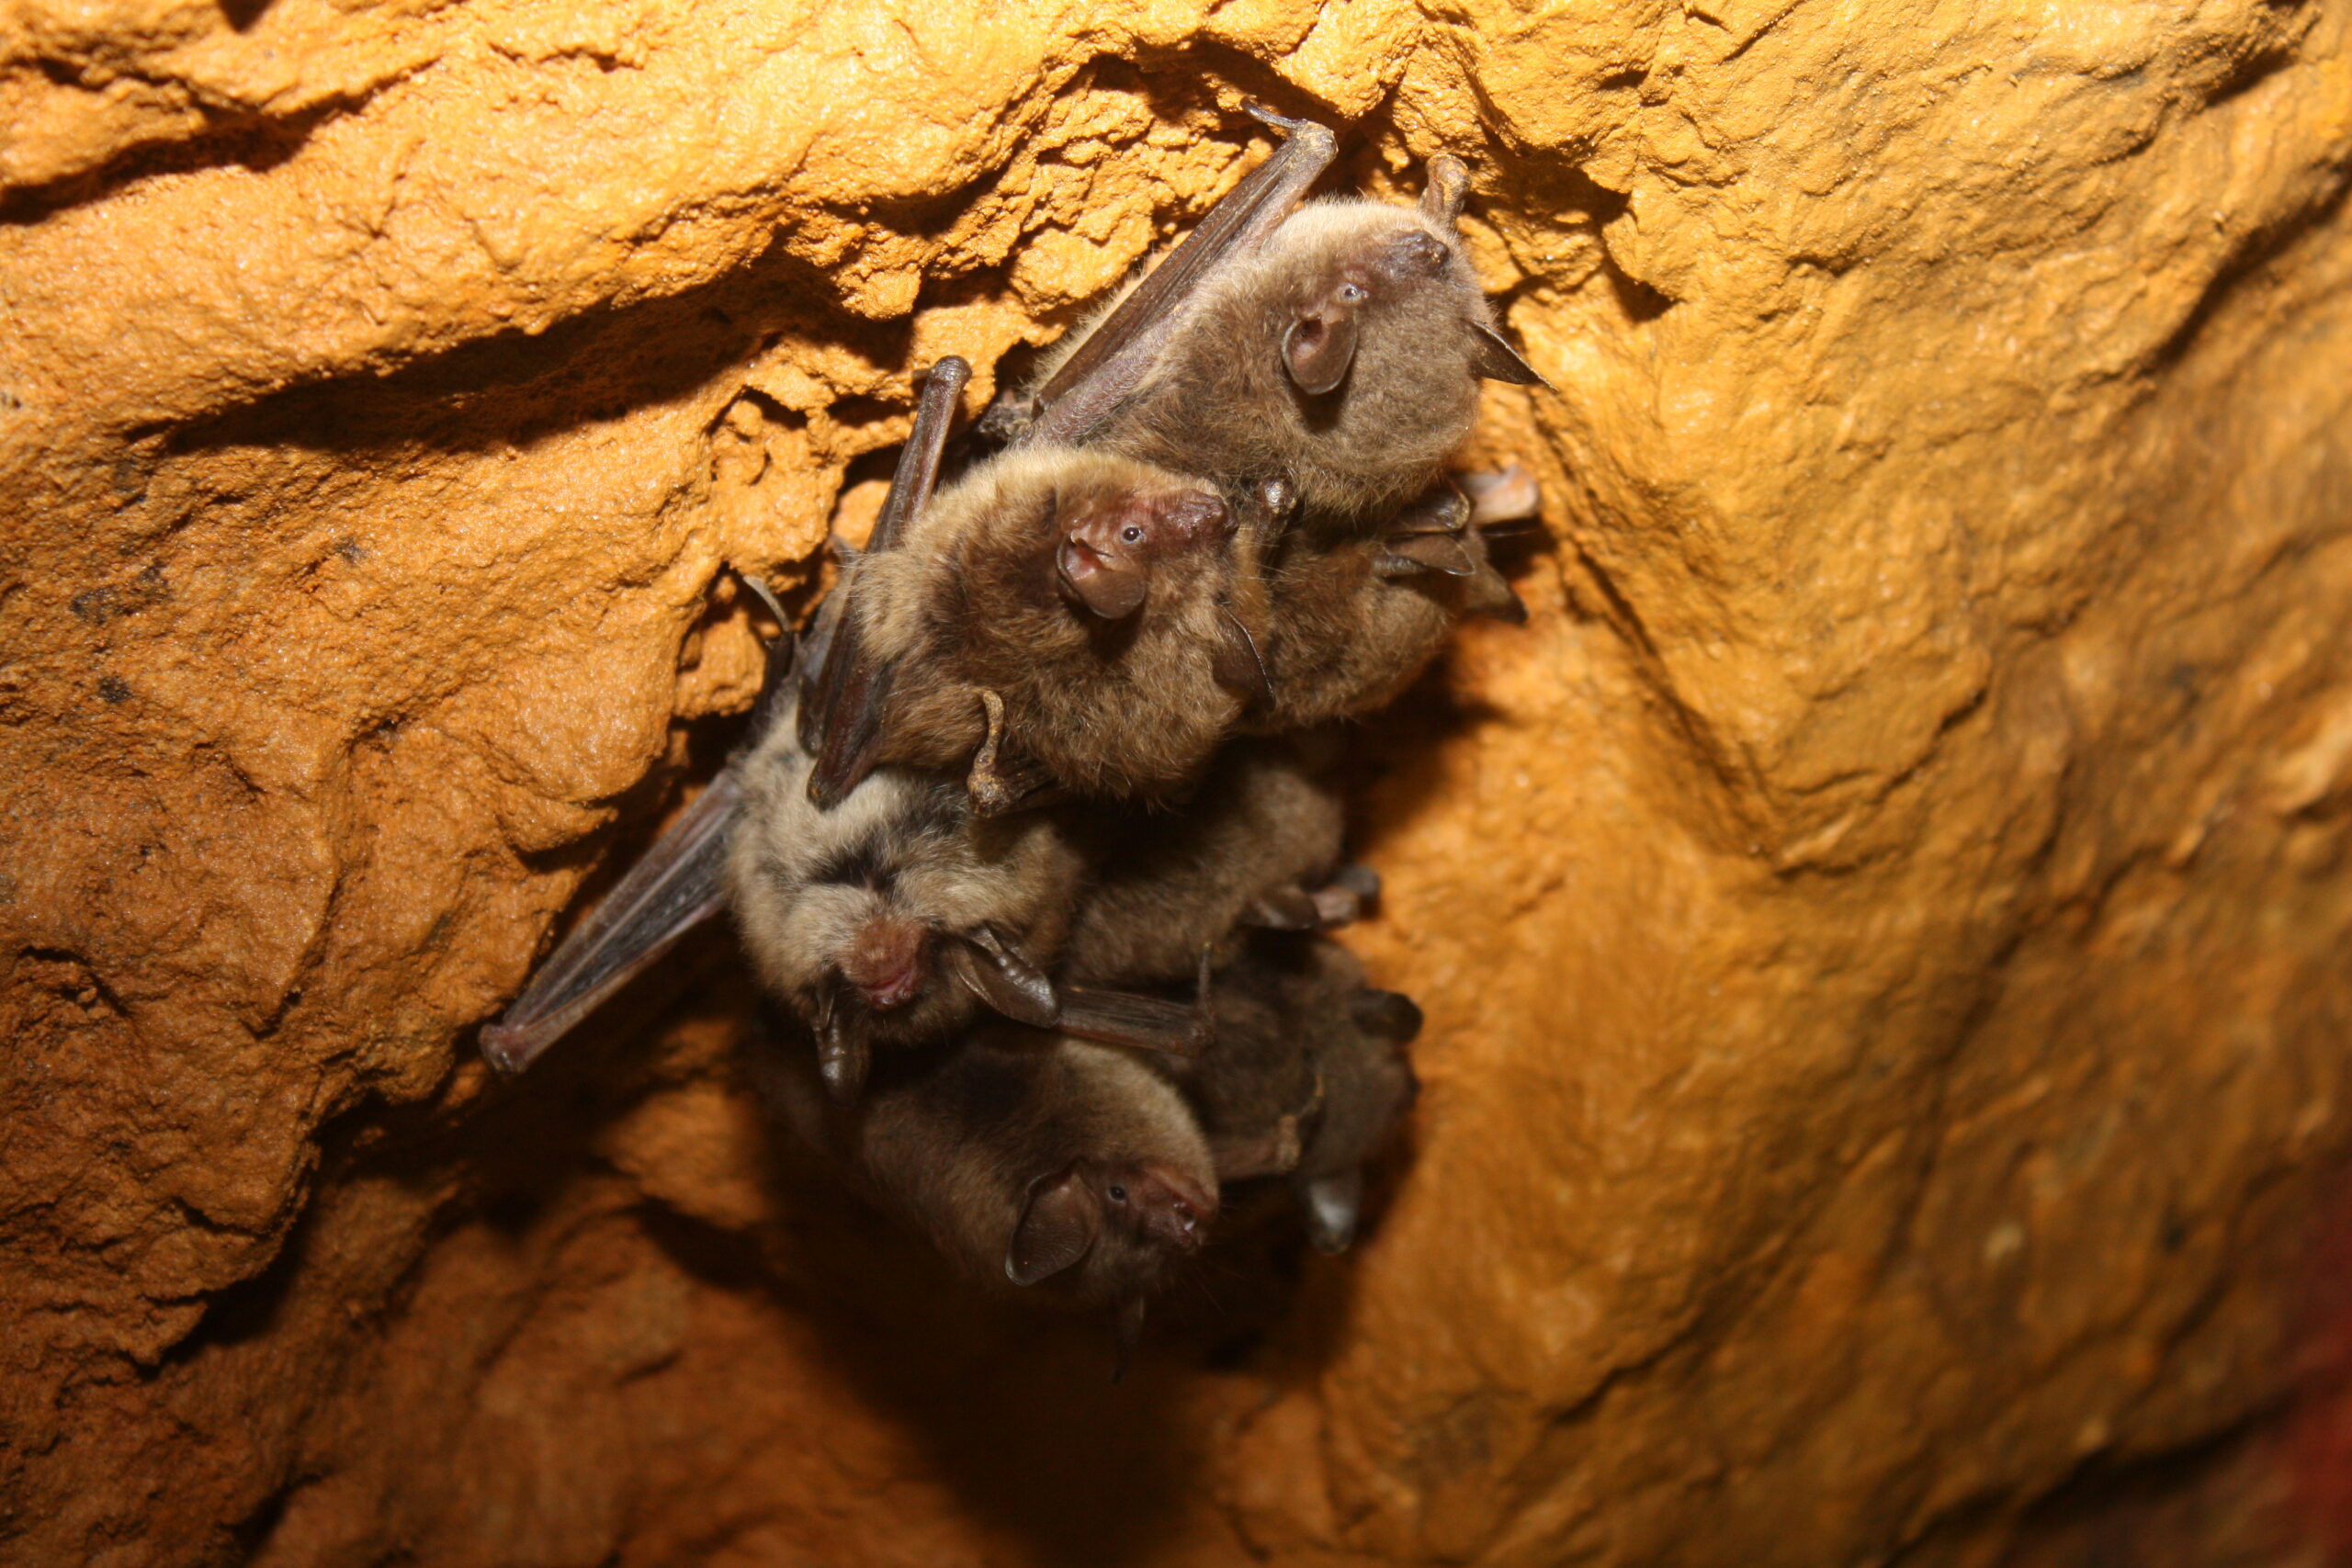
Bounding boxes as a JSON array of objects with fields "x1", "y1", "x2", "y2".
[
  {"x1": 1209, "y1": 603, "x2": 1274, "y2": 709},
  {"x1": 1419, "y1": 154, "x2": 1471, "y2": 225},
  {"x1": 1057, "y1": 536, "x2": 1149, "y2": 619},
  {"x1": 1468, "y1": 321, "x2": 1546, "y2": 386},
  {"x1": 1008, "y1": 1166, "x2": 1100, "y2": 1285},
  {"x1": 947, "y1": 928, "x2": 1061, "y2": 1027},
  {"x1": 1284, "y1": 303, "x2": 1361, "y2": 395}
]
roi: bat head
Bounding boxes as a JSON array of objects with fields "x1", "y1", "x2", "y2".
[
  {"x1": 1006, "y1": 1156, "x2": 1217, "y2": 1292},
  {"x1": 731, "y1": 746, "x2": 1082, "y2": 1090},
  {"x1": 1053, "y1": 479, "x2": 1231, "y2": 620}
]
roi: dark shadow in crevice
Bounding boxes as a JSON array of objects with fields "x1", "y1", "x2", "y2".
[{"x1": 0, "y1": 93, "x2": 355, "y2": 229}]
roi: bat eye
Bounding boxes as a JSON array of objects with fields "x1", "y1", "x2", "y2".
[
  {"x1": 1121, "y1": 525, "x2": 1144, "y2": 544},
  {"x1": 1107, "y1": 1183, "x2": 1129, "y2": 1204},
  {"x1": 1339, "y1": 283, "x2": 1367, "y2": 304}
]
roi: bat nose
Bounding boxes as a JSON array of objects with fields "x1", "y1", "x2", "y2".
[
  {"x1": 1136, "y1": 1164, "x2": 1218, "y2": 1250},
  {"x1": 1377, "y1": 228, "x2": 1451, "y2": 281},
  {"x1": 842, "y1": 917, "x2": 927, "y2": 1009}
]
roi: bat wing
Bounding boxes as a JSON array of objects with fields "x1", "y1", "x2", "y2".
[
  {"x1": 480, "y1": 766, "x2": 743, "y2": 1074},
  {"x1": 481, "y1": 570, "x2": 796, "y2": 1073},
  {"x1": 803, "y1": 355, "x2": 970, "y2": 807},
  {"x1": 1022, "y1": 108, "x2": 1336, "y2": 448}
]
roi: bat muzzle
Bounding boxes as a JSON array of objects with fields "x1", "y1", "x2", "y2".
[{"x1": 842, "y1": 916, "x2": 929, "y2": 1010}]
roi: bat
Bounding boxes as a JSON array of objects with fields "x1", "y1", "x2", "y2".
[
  {"x1": 1058, "y1": 733, "x2": 1375, "y2": 989},
  {"x1": 815, "y1": 423, "x2": 1295, "y2": 811},
  {"x1": 804, "y1": 111, "x2": 1544, "y2": 810},
  {"x1": 1179, "y1": 934, "x2": 1422, "y2": 1253},
  {"x1": 758, "y1": 1014, "x2": 1219, "y2": 1359},
  {"x1": 485, "y1": 571, "x2": 1202, "y2": 1088}
]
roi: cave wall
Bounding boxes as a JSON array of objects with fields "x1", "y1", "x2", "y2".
[{"x1": 6, "y1": 0, "x2": 2352, "y2": 1563}]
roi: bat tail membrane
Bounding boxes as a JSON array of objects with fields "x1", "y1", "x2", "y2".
[
  {"x1": 803, "y1": 357, "x2": 969, "y2": 807},
  {"x1": 479, "y1": 768, "x2": 743, "y2": 1074}
]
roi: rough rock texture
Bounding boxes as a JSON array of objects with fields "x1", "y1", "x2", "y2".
[{"x1": 6, "y1": 0, "x2": 2352, "y2": 1563}]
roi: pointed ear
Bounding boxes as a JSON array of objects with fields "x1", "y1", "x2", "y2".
[
  {"x1": 1295, "y1": 1168, "x2": 1364, "y2": 1255},
  {"x1": 1284, "y1": 309, "x2": 1360, "y2": 395},
  {"x1": 1469, "y1": 321, "x2": 1546, "y2": 386},
  {"x1": 948, "y1": 929, "x2": 1060, "y2": 1027},
  {"x1": 1008, "y1": 1167, "x2": 1099, "y2": 1286}
]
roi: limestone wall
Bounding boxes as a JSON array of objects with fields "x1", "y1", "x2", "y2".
[{"x1": 5, "y1": 0, "x2": 2351, "y2": 1562}]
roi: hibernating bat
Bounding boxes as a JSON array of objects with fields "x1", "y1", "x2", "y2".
[
  {"x1": 486, "y1": 568, "x2": 1204, "y2": 1090},
  {"x1": 757, "y1": 1016, "x2": 1218, "y2": 1354},
  {"x1": 803, "y1": 109, "x2": 1545, "y2": 810},
  {"x1": 1177, "y1": 934, "x2": 1421, "y2": 1253}
]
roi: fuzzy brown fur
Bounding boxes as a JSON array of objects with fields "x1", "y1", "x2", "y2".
[
  {"x1": 849, "y1": 446, "x2": 1271, "y2": 800},
  {"x1": 759, "y1": 1024, "x2": 1217, "y2": 1310},
  {"x1": 1060, "y1": 737, "x2": 1349, "y2": 987},
  {"x1": 727, "y1": 688, "x2": 1083, "y2": 1063},
  {"x1": 1082, "y1": 197, "x2": 1506, "y2": 532}
]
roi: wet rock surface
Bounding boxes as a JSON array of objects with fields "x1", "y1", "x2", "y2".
[{"x1": 4, "y1": 0, "x2": 2351, "y2": 1562}]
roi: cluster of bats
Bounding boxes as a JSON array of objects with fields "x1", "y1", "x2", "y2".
[{"x1": 480, "y1": 110, "x2": 1543, "y2": 1366}]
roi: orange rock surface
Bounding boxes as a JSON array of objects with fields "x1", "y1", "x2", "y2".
[{"x1": 6, "y1": 0, "x2": 2352, "y2": 1562}]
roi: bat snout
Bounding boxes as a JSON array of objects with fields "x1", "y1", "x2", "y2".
[
  {"x1": 842, "y1": 917, "x2": 928, "y2": 1010},
  {"x1": 1124, "y1": 1163, "x2": 1217, "y2": 1252}
]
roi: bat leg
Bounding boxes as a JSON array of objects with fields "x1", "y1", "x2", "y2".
[
  {"x1": 1349, "y1": 987, "x2": 1425, "y2": 1043},
  {"x1": 976, "y1": 389, "x2": 1040, "y2": 445},
  {"x1": 1295, "y1": 1168, "x2": 1365, "y2": 1255},
  {"x1": 964, "y1": 689, "x2": 1067, "y2": 817}
]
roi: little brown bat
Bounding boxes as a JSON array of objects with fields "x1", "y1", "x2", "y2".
[
  {"x1": 1179, "y1": 935, "x2": 1421, "y2": 1253},
  {"x1": 759, "y1": 1016, "x2": 1218, "y2": 1349},
  {"x1": 1031, "y1": 119, "x2": 1542, "y2": 534}
]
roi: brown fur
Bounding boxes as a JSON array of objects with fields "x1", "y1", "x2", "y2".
[
  {"x1": 1060, "y1": 737, "x2": 1349, "y2": 986},
  {"x1": 760, "y1": 1022, "x2": 1217, "y2": 1310},
  {"x1": 1175, "y1": 937, "x2": 1419, "y2": 1240},
  {"x1": 1083, "y1": 198, "x2": 1503, "y2": 532},
  {"x1": 849, "y1": 446, "x2": 1272, "y2": 800},
  {"x1": 727, "y1": 687, "x2": 1083, "y2": 1063}
]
